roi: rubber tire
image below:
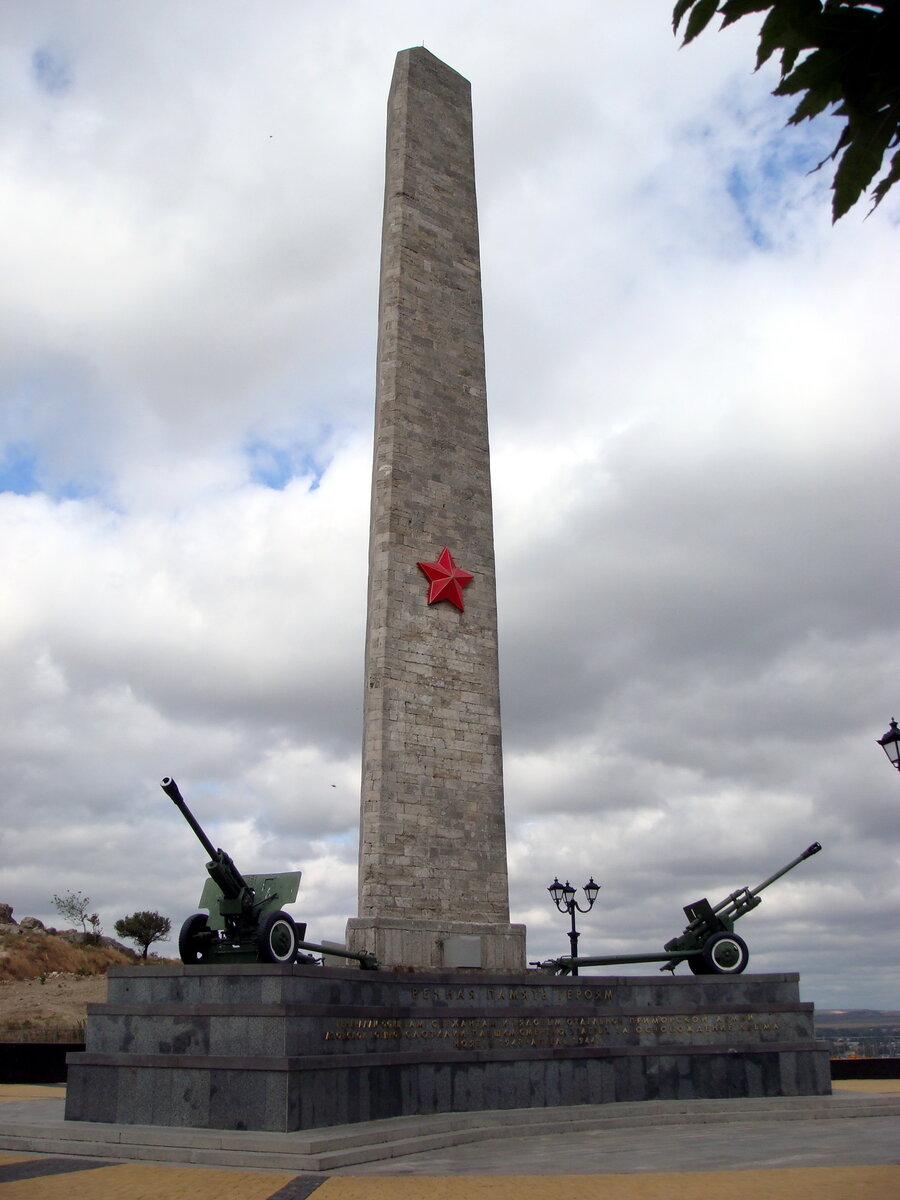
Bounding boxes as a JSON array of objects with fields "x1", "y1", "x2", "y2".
[
  {"x1": 701, "y1": 931, "x2": 749, "y2": 975},
  {"x1": 687, "y1": 952, "x2": 708, "y2": 975},
  {"x1": 256, "y1": 910, "x2": 298, "y2": 964},
  {"x1": 179, "y1": 912, "x2": 211, "y2": 964}
]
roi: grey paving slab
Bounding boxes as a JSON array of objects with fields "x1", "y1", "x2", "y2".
[
  {"x1": 329, "y1": 1113, "x2": 900, "y2": 1176},
  {"x1": 266, "y1": 1180, "x2": 329, "y2": 1199},
  {"x1": 0, "y1": 1154, "x2": 120, "y2": 1182},
  {"x1": 0, "y1": 1099, "x2": 67, "y2": 1121}
]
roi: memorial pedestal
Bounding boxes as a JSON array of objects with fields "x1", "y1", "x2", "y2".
[
  {"x1": 345, "y1": 916, "x2": 526, "y2": 972},
  {"x1": 65, "y1": 964, "x2": 830, "y2": 1132}
]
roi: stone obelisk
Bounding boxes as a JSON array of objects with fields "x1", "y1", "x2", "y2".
[{"x1": 346, "y1": 48, "x2": 525, "y2": 971}]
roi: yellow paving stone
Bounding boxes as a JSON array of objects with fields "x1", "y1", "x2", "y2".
[
  {"x1": 831, "y1": 1078, "x2": 900, "y2": 1094},
  {"x1": 0, "y1": 1162, "x2": 297, "y2": 1200},
  {"x1": 0, "y1": 1084, "x2": 66, "y2": 1100},
  {"x1": 0, "y1": 1153, "x2": 39, "y2": 1164},
  {"x1": 314, "y1": 1165, "x2": 900, "y2": 1200}
]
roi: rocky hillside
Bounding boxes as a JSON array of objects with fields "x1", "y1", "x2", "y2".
[
  {"x1": 0, "y1": 903, "x2": 139, "y2": 980},
  {"x1": 0, "y1": 903, "x2": 152, "y2": 1034}
]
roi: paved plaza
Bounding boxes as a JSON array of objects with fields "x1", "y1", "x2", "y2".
[{"x1": 1, "y1": 1081, "x2": 897, "y2": 1198}]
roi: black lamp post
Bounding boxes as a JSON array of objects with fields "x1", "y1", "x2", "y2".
[
  {"x1": 547, "y1": 876, "x2": 600, "y2": 976},
  {"x1": 877, "y1": 719, "x2": 900, "y2": 774}
]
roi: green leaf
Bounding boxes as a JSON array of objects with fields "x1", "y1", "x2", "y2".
[
  {"x1": 775, "y1": 47, "x2": 840, "y2": 98},
  {"x1": 673, "y1": 0, "x2": 699, "y2": 35},
  {"x1": 682, "y1": 0, "x2": 720, "y2": 44},
  {"x1": 780, "y1": 0, "x2": 824, "y2": 36},
  {"x1": 756, "y1": 0, "x2": 821, "y2": 72},
  {"x1": 869, "y1": 146, "x2": 900, "y2": 212},
  {"x1": 755, "y1": 6, "x2": 791, "y2": 68},
  {"x1": 787, "y1": 83, "x2": 841, "y2": 124},
  {"x1": 821, "y1": 124, "x2": 852, "y2": 167},
  {"x1": 832, "y1": 116, "x2": 895, "y2": 220},
  {"x1": 780, "y1": 42, "x2": 802, "y2": 74},
  {"x1": 720, "y1": 0, "x2": 773, "y2": 29}
]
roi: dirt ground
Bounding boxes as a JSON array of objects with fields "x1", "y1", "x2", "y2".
[{"x1": 0, "y1": 973, "x2": 108, "y2": 1032}]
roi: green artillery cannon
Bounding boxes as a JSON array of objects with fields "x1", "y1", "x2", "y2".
[
  {"x1": 162, "y1": 777, "x2": 379, "y2": 968},
  {"x1": 538, "y1": 842, "x2": 822, "y2": 977},
  {"x1": 163, "y1": 777, "x2": 304, "y2": 964}
]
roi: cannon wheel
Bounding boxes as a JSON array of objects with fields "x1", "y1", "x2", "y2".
[
  {"x1": 179, "y1": 912, "x2": 211, "y2": 964},
  {"x1": 700, "y1": 931, "x2": 749, "y2": 974},
  {"x1": 256, "y1": 910, "x2": 298, "y2": 964}
]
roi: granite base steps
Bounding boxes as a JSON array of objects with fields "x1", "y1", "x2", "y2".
[{"x1": 2, "y1": 1093, "x2": 899, "y2": 1173}]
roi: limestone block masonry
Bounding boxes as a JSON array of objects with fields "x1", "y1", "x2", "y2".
[
  {"x1": 345, "y1": 47, "x2": 524, "y2": 970},
  {"x1": 64, "y1": 965, "x2": 831, "y2": 1131}
]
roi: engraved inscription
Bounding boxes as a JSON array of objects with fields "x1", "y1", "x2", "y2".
[
  {"x1": 404, "y1": 985, "x2": 617, "y2": 1003},
  {"x1": 323, "y1": 1012, "x2": 781, "y2": 1051}
]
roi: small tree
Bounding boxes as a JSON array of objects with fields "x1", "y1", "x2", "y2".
[
  {"x1": 114, "y1": 911, "x2": 172, "y2": 959},
  {"x1": 52, "y1": 890, "x2": 102, "y2": 942}
]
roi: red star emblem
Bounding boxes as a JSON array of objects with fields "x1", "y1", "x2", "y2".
[{"x1": 417, "y1": 547, "x2": 474, "y2": 611}]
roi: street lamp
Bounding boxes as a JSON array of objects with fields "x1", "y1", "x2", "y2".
[
  {"x1": 877, "y1": 719, "x2": 900, "y2": 774},
  {"x1": 547, "y1": 875, "x2": 600, "y2": 976}
]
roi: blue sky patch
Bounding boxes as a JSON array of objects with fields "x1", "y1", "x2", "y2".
[
  {"x1": 0, "y1": 443, "x2": 40, "y2": 495},
  {"x1": 726, "y1": 167, "x2": 770, "y2": 249},
  {"x1": 56, "y1": 478, "x2": 101, "y2": 502},
  {"x1": 0, "y1": 442, "x2": 103, "y2": 502},
  {"x1": 245, "y1": 432, "x2": 332, "y2": 491},
  {"x1": 32, "y1": 47, "x2": 72, "y2": 94},
  {"x1": 725, "y1": 119, "x2": 832, "y2": 248}
]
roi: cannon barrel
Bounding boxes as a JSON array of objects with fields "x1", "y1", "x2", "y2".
[
  {"x1": 161, "y1": 776, "x2": 218, "y2": 860},
  {"x1": 161, "y1": 776, "x2": 253, "y2": 903},
  {"x1": 711, "y1": 841, "x2": 822, "y2": 916}
]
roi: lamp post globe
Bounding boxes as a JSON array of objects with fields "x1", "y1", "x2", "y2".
[{"x1": 877, "y1": 719, "x2": 900, "y2": 773}]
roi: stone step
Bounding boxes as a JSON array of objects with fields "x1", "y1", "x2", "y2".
[
  {"x1": 302, "y1": 1097, "x2": 900, "y2": 1171},
  {"x1": 2, "y1": 1094, "x2": 898, "y2": 1172}
]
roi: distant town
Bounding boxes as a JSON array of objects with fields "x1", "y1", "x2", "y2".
[{"x1": 815, "y1": 1011, "x2": 900, "y2": 1058}]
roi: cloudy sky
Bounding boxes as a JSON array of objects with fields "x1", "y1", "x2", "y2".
[{"x1": 1, "y1": 2, "x2": 898, "y2": 1011}]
